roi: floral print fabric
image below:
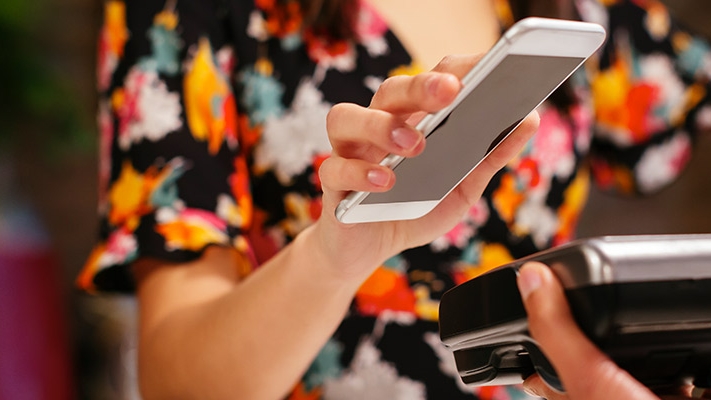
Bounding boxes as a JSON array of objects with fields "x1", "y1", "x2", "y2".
[{"x1": 79, "y1": 0, "x2": 711, "y2": 398}]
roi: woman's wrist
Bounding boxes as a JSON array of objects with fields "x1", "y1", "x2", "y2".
[{"x1": 294, "y1": 219, "x2": 387, "y2": 291}]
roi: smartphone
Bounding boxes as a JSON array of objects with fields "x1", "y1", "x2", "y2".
[{"x1": 335, "y1": 17, "x2": 606, "y2": 224}]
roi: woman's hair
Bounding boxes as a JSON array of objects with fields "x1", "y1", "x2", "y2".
[{"x1": 286, "y1": 0, "x2": 358, "y2": 39}]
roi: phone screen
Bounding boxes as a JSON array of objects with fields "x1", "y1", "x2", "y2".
[{"x1": 360, "y1": 54, "x2": 584, "y2": 204}]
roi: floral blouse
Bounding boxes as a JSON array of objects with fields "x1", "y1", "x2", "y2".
[{"x1": 79, "y1": 0, "x2": 711, "y2": 398}]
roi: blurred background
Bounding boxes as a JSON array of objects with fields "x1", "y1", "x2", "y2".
[{"x1": 0, "y1": 0, "x2": 709, "y2": 399}]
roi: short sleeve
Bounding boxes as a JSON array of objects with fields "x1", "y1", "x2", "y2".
[
  {"x1": 78, "y1": 0, "x2": 254, "y2": 293},
  {"x1": 586, "y1": 0, "x2": 711, "y2": 195}
]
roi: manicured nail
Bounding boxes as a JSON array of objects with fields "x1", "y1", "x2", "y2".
[
  {"x1": 392, "y1": 127, "x2": 419, "y2": 150},
  {"x1": 517, "y1": 265, "x2": 542, "y2": 301},
  {"x1": 367, "y1": 169, "x2": 389, "y2": 187},
  {"x1": 425, "y1": 75, "x2": 440, "y2": 96}
]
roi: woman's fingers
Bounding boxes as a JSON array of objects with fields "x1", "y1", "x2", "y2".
[
  {"x1": 322, "y1": 54, "x2": 495, "y2": 221},
  {"x1": 517, "y1": 262, "x2": 659, "y2": 400},
  {"x1": 321, "y1": 69, "x2": 455, "y2": 213},
  {"x1": 326, "y1": 103, "x2": 425, "y2": 162},
  {"x1": 430, "y1": 54, "x2": 484, "y2": 76},
  {"x1": 327, "y1": 55, "x2": 489, "y2": 168},
  {"x1": 319, "y1": 156, "x2": 395, "y2": 193},
  {"x1": 403, "y1": 54, "x2": 486, "y2": 126},
  {"x1": 369, "y1": 72, "x2": 461, "y2": 114}
]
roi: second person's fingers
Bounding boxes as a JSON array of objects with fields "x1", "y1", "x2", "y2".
[
  {"x1": 523, "y1": 374, "x2": 570, "y2": 399},
  {"x1": 517, "y1": 262, "x2": 659, "y2": 400}
]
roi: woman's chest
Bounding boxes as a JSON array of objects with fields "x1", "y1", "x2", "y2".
[{"x1": 368, "y1": 0, "x2": 501, "y2": 69}]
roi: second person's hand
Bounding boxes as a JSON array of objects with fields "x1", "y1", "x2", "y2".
[{"x1": 517, "y1": 262, "x2": 710, "y2": 400}]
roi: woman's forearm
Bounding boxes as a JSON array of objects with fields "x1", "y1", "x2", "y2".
[{"x1": 137, "y1": 225, "x2": 370, "y2": 400}]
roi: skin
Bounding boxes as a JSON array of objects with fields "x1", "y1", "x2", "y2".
[
  {"x1": 517, "y1": 262, "x2": 711, "y2": 400},
  {"x1": 371, "y1": 0, "x2": 499, "y2": 68},
  {"x1": 133, "y1": 54, "x2": 539, "y2": 400}
]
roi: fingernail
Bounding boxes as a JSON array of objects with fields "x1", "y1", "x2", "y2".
[
  {"x1": 367, "y1": 169, "x2": 390, "y2": 187},
  {"x1": 517, "y1": 266, "x2": 542, "y2": 301},
  {"x1": 425, "y1": 75, "x2": 440, "y2": 96},
  {"x1": 391, "y1": 127, "x2": 419, "y2": 150},
  {"x1": 522, "y1": 383, "x2": 537, "y2": 397}
]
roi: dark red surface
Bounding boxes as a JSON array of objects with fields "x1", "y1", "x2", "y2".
[{"x1": 0, "y1": 249, "x2": 74, "y2": 400}]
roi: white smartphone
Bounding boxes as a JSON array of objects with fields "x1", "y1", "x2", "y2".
[{"x1": 335, "y1": 17, "x2": 606, "y2": 224}]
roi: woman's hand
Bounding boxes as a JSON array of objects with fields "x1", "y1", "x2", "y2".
[
  {"x1": 517, "y1": 262, "x2": 711, "y2": 400},
  {"x1": 314, "y1": 54, "x2": 539, "y2": 282}
]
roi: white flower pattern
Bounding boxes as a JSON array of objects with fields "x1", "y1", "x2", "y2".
[
  {"x1": 254, "y1": 79, "x2": 333, "y2": 184},
  {"x1": 636, "y1": 132, "x2": 692, "y2": 193},
  {"x1": 117, "y1": 67, "x2": 182, "y2": 150},
  {"x1": 323, "y1": 339, "x2": 426, "y2": 400}
]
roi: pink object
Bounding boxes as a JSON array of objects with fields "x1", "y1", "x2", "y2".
[{"x1": 0, "y1": 203, "x2": 74, "y2": 400}]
